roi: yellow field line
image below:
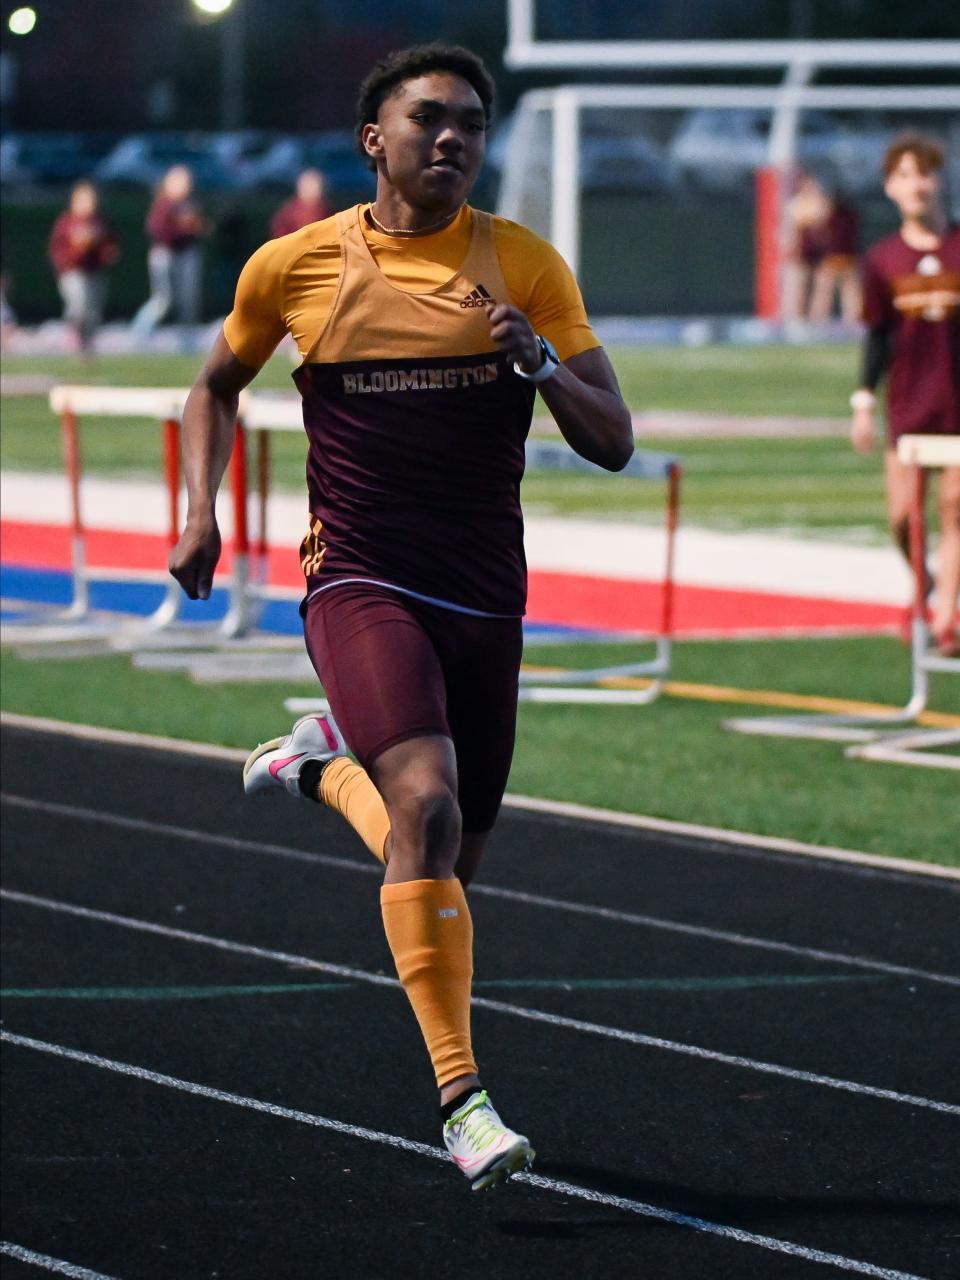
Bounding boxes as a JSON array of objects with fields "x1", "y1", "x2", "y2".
[{"x1": 520, "y1": 665, "x2": 960, "y2": 728}]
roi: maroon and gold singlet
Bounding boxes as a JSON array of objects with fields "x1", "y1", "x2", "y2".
[
  {"x1": 224, "y1": 203, "x2": 600, "y2": 616},
  {"x1": 862, "y1": 226, "x2": 960, "y2": 440}
]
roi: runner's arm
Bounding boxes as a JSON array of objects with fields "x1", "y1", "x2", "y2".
[
  {"x1": 169, "y1": 333, "x2": 260, "y2": 600},
  {"x1": 488, "y1": 305, "x2": 633, "y2": 471}
]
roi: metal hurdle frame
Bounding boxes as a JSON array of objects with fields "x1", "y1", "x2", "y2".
[
  {"x1": 517, "y1": 442, "x2": 680, "y2": 706},
  {"x1": 2, "y1": 385, "x2": 267, "y2": 654},
  {"x1": 725, "y1": 435, "x2": 960, "y2": 770}
]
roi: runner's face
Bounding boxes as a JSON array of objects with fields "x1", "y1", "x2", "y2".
[
  {"x1": 885, "y1": 152, "x2": 941, "y2": 221},
  {"x1": 366, "y1": 72, "x2": 486, "y2": 210}
]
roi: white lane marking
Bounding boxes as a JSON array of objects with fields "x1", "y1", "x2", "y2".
[
  {"x1": 5, "y1": 711, "x2": 956, "y2": 883},
  {"x1": 0, "y1": 1241, "x2": 120, "y2": 1280},
  {"x1": 1, "y1": 1032, "x2": 930, "y2": 1280},
  {"x1": 3, "y1": 888, "x2": 958, "y2": 1117},
  {"x1": 4, "y1": 792, "x2": 958, "y2": 989}
]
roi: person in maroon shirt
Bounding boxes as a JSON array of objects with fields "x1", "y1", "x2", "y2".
[
  {"x1": 131, "y1": 165, "x2": 207, "y2": 341},
  {"x1": 851, "y1": 133, "x2": 960, "y2": 654},
  {"x1": 808, "y1": 192, "x2": 861, "y2": 324},
  {"x1": 270, "y1": 168, "x2": 332, "y2": 239},
  {"x1": 48, "y1": 181, "x2": 119, "y2": 354}
]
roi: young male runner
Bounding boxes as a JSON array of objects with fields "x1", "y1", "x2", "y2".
[
  {"x1": 169, "y1": 44, "x2": 633, "y2": 1189},
  {"x1": 851, "y1": 133, "x2": 960, "y2": 655}
]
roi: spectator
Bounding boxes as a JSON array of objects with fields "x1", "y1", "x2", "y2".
[
  {"x1": 131, "y1": 165, "x2": 207, "y2": 341},
  {"x1": 782, "y1": 173, "x2": 831, "y2": 323},
  {"x1": 270, "y1": 169, "x2": 332, "y2": 239},
  {"x1": 809, "y1": 191, "x2": 862, "y2": 325},
  {"x1": 48, "y1": 181, "x2": 119, "y2": 355}
]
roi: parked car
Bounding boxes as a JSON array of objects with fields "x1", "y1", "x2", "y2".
[
  {"x1": 0, "y1": 132, "x2": 116, "y2": 187},
  {"x1": 93, "y1": 134, "x2": 237, "y2": 189},
  {"x1": 486, "y1": 112, "x2": 679, "y2": 195},
  {"x1": 669, "y1": 109, "x2": 889, "y2": 194},
  {"x1": 234, "y1": 130, "x2": 375, "y2": 198}
]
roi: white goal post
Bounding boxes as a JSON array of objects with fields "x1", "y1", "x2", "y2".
[
  {"x1": 496, "y1": 83, "x2": 960, "y2": 305},
  {"x1": 505, "y1": 0, "x2": 960, "y2": 71}
]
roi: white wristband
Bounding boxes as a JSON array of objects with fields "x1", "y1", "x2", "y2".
[
  {"x1": 514, "y1": 336, "x2": 559, "y2": 384},
  {"x1": 850, "y1": 389, "x2": 876, "y2": 411}
]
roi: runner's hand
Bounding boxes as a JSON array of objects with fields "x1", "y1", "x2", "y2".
[
  {"x1": 851, "y1": 408, "x2": 876, "y2": 455},
  {"x1": 488, "y1": 304, "x2": 542, "y2": 373},
  {"x1": 169, "y1": 515, "x2": 222, "y2": 600}
]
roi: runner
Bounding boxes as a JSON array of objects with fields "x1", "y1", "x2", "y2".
[
  {"x1": 851, "y1": 133, "x2": 960, "y2": 656},
  {"x1": 169, "y1": 43, "x2": 633, "y2": 1189}
]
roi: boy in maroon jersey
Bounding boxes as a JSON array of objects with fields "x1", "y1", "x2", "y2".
[
  {"x1": 48, "y1": 181, "x2": 119, "y2": 354},
  {"x1": 851, "y1": 134, "x2": 960, "y2": 654},
  {"x1": 270, "y1": 169, "x2": 332, "y2": 239},
  {"x1": 131, "y1": 165, "x2": 207, "y2": 340}
]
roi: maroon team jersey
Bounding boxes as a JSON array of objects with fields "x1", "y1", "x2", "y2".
[
  {"x1": 862, "y1": 226, "x2": 960, "y2": 438},
  {"x1": 292, "y1": 207, "x2": 537, "y2": 617}
]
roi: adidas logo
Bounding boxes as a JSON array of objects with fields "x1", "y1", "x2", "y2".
[{"x1": 460, "y1": 283, "x2": 494, "y2": 309}]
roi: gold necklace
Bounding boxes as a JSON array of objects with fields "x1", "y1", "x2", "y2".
[{"x1": 367, "y1": 205, "x2": 462, "y2": 237}]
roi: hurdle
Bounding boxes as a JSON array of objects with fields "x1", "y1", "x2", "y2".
[
  {"x1": 3, "y1": 385, "x2": 268, "y2": 654},
  {"x1": 517, "y1": 442, "x2": 680, "y2": 706},
  {"x1": 725, "y1": 434, "x2": 960, "y2": 770}
]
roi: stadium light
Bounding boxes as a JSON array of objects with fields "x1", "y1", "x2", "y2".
[
  {"x1": 192, "y1": 0, "x2": 234, "y2": 14},
  {"x1": 8, "y1": 7, "x2": 37, "y2": 35}
]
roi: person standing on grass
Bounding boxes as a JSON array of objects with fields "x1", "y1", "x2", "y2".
[
  {"x1": 168, "y1": 43, "x2": 633, "y2": 1189},
  {"x1": 131, "y1": 165, "x2": 207, "y2": 341},
  {"x1": 270, "y1": 168, "x2": 332, "y2": 239},
  {"x1": 851, "y1": 133, "x2": 960, "y2": 656},
  {"x1": 48, "y1": 181, "x2": 119, "y2": 356}
]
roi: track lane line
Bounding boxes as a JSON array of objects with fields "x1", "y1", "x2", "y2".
[
  {"x1": 3, "y1": 792, "x2": 958, "y2": 989},
  {"x1": 1, "y1": 1031, "x2": 931, "y2": 1280},
  {"x1": 4, "y1": 712, "x2": 957, "y2": 882},
  {"x1": 3, "y1": 888, "x2": 957, "y2": 1116},
  {"x1": 0, "y1": 1241, "x2": 119, "y2": 1280}
]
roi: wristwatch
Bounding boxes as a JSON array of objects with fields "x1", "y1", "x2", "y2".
[{"x1": 514, "y1": 336, "x2": 559, "y2": 384}]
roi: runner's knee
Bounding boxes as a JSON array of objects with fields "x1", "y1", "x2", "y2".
[{"x1": 386, "y1": 781, "x2": 462, "y2": 878}]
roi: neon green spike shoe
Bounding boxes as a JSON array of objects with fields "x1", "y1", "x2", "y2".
[{"x1": 442, "y1": 1090, "x2": 535, "y2": 1191}]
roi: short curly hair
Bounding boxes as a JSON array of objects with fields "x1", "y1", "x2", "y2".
[
  {"x1": 883, "y1": 132, "x2": 946, "y2": 179},
  {"x1": 355, "y1": 43, "x2": 495, "y2": 170}
]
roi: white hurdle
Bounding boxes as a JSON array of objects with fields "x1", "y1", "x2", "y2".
[
  {"x1": 517, "y1": 443, "x2": 680, "y2": 706},
  {"x1": 725, "y1": 434, "x2": 960, "y2": 770},
  {"x1": 2, "y1": 384, "x2": 274, "y2": 654}
]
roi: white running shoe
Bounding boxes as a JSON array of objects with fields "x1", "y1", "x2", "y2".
[
  {"x1": 443, "y1": 1090, "x2": 535, "y2": 1191},
  {"x1": 242, "y1": 712, "x2": 347, "y2": 799}
]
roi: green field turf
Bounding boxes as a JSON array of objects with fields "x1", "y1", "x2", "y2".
[
  {"x1": 2, "y1": 636, "x2": 956, "y2": 865},
  {"x1": 1, "y1": 346, "x2": 893, "y2": 539}
]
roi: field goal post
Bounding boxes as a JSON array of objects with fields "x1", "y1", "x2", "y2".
[{"x1": 499, "y1": 11, "x2": 960, "y2": 317}]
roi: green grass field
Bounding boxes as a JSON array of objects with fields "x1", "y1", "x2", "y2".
[
  {"x1": 2, "y1": 636, "x2": 956, "y2": 864},
  {"x1": 1, "y1": 346, "x2": 892, "y2": 538}
]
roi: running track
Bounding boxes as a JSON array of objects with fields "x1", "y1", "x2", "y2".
[{"x1": 1, "y1": 721, "x2": 958, "y2": 1280}]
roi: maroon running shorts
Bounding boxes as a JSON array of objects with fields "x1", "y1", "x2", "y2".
[{"x1": 302, "y1": 581, "x2": 523, "y2": 833}]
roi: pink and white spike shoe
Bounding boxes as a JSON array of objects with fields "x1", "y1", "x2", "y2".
[{"x1": 242, "y1": 713, "x2": 347, "y2": 799}]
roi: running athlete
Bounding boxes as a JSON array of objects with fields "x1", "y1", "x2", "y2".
[
  {"x1": 851, "y1": 133, "x2": 960, "y2": 656},
  {"x1": 169, "y1": 44, "x2": 634, "y2": 1190}
]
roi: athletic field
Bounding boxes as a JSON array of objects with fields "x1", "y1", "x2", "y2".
[{"x1": 2, "y1": 346, "x2": 957, "y2": 865}]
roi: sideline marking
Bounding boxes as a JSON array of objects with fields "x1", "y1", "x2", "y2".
[
  {"x1": 0, "y1": 974, "x2": 883, "y2": 1001},
  {"x1": 4, "y1": 712, "x2": 957, "y2": 881},
  {"x1": 4, "y1": 888, "x2": 958, "y2": 1116},
  {"x1": 521, "y1": 664, "x2": 960, "y2": 729},
  {"x1": 0, "y1": 1241, "x2": 118, "y2": 1280},
  {"x1": 1, "y1": 1031, "x2": 931, "y2": 1280},
  {"x1": 4, "y1": 792, "x2": 958, "y2": 986}
]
